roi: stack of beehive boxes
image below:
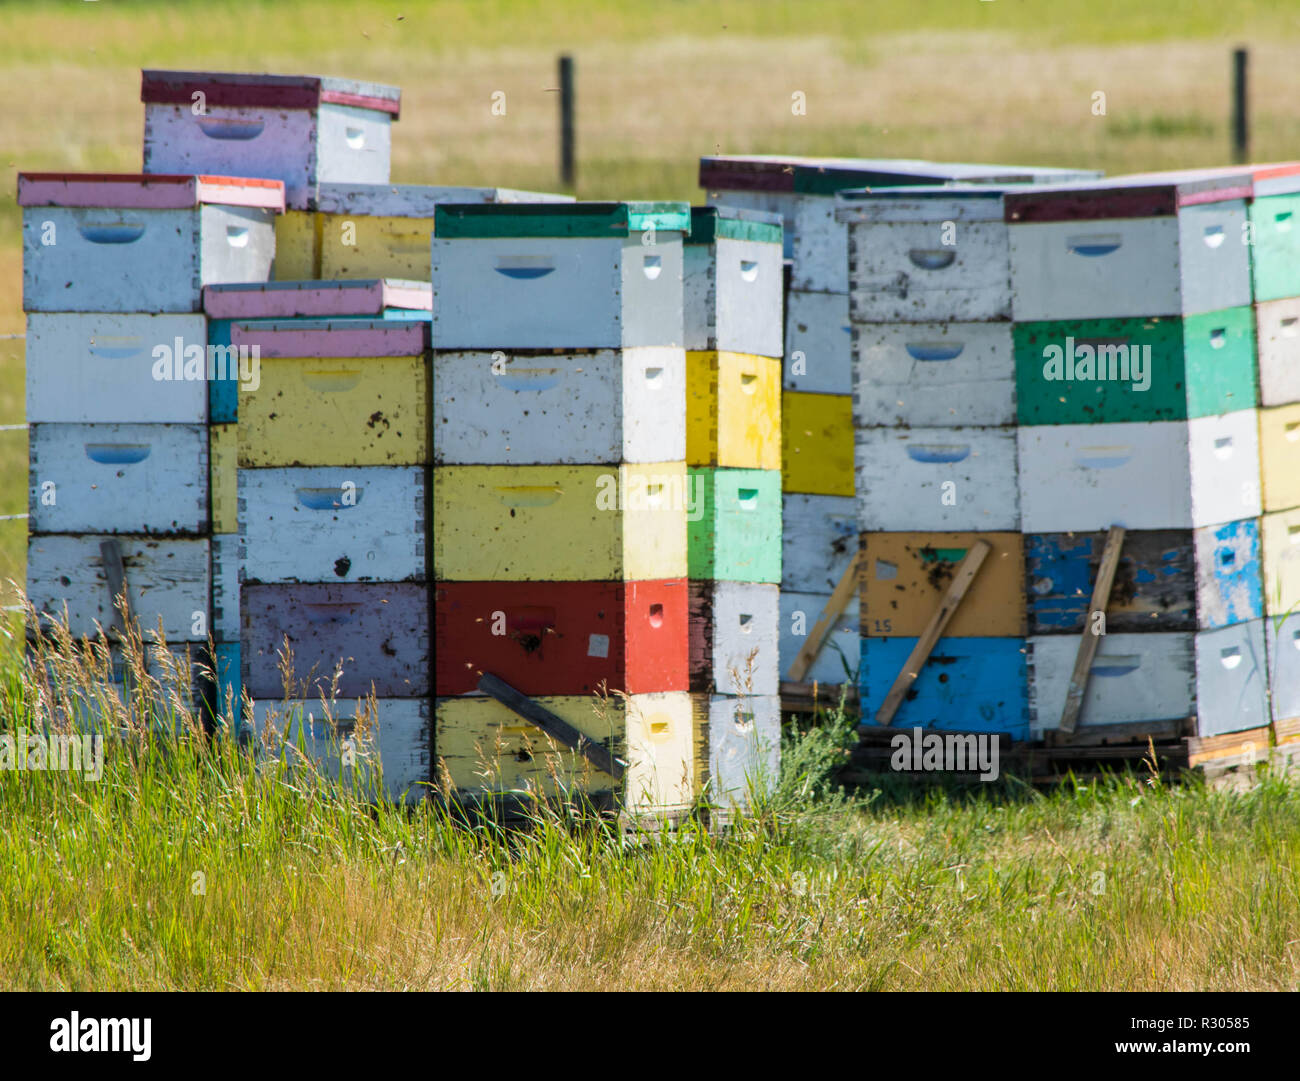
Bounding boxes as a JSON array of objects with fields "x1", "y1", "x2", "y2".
[
  {"x1": 1007, "y1": 172, "x2": 1276, "y2": 746},
  {"x1": 201, "y1": 278, "x2": 433, "y2": 717},
  {"x1": 837, "y1": 185, "x2": 1031, "y2": 737},
  {"x1": 701, "y1": 155, "x2": 1101, "y2": 692},
  {"x1": 682, "y1": 206, "x2": 785, "y2": 808},
  {"x1": 21, "y1": 172, "x2": 282, "y2": 721},
  {"x1": 431, "y1": 201, "x2": 697, "y2": 817}
]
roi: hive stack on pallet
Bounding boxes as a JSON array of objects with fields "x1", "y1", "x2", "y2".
[
  {"x1": 20, "y1": 172, "x2": 282, "y2": 721},
  {"x1": 837, "y1": 185, "x2": 1031, "y2": 737},
  {"x1": 683, "y1": 206, "x2": 784, "y2": 808},
  {"x1": 277, "y1": 183, "x2": 574, "y2": 281},
  {"x1": 1007, "y1": 171, "x2": 1277, "y2": 752},
  {"x1": 229, "y1": 317, "x2": 432, "y2": 800},
  {"x1": 201, "y1": 279, "x2": 433, "y2": 717},
  {"x1": 700, "y1": 156, "x2": 1101, "y2": 694},
  {"x1": 432, "y1": 201, "x2": 696, "y2": 819}
]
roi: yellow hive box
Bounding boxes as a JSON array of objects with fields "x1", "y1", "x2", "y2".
[
  {"x1": 433, "y1": 462, "x2": 688, "y2": 581},
  {"x1": 210, "y1": 422, "x2": 237, "y2": 534},
  {"x1": 319, "y1": 214, "x2": 433, "y2": 280},
  {"x1": 782, "y1": 390, "x2": 854, "y2": 497},
  {"x1": 238, "y1": 354, "x2": 430, "y2": 467},
  {"x1": 686, "y1": 350, "x2": 781, "y2": 470},
  {"x1": 434, "y1": 692, "x2": 695, "y2": 814},
  {"x1": 861, "y1": 531, "x2": 1025, "y2": 637},
  {"x1": 1259, "y1": 402, "x2": 1300, "y2": 513},
  {"x1": 272, "y1": 210, "x2": 321, "y2": 280},
  {"x1": 1263, "y1": 507, "x2": 1300, "y2": 616}
]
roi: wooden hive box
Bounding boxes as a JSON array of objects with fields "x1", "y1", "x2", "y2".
[
  {"x1": 688, "y1": 580, "x2": 780, "y2": 696},
  {"x1": 683, "y1": 205, "x2": 784, "y2": 359}
]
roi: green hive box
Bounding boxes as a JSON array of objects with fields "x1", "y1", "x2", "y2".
[
  {"x1": 1013, "y1": 308, "x2": 1257, "y2": 425},
  {"x1": 687, "y1": 467, "x2": 782, "y2": 582},
  {"x1": 1249, "y1": 193, "x2": 1300, "y2": 303}
]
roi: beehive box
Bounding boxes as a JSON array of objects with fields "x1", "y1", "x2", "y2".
[
  {"x1": 685, "y1": 351, "x2": 780, "y2": 470},
  {"x1": 25, "y1": 313, "x2": 208, "y2": 424},
  {"x1": 29, "y1": 422, "x2": 209, "y2": 535},
  {"x1": 1005, "y1": 171, "x2": 1256, "y2": 322},
  {"x1": 779, "y1": 589, "x2": 859, "y2": 685},
  {"x1": 431, "y1": 202, "x2": 689, "y2": 349},
  {"x1": 27, "y1": 534, "x2": 210, "y2": 641},
  {"x1": 141, "y1": 70, "x2": 401, "y2": 210},
  {"x1": 1017, "y1": 413, "x2": 1261, "y2": 531},
  {"x1": 434, "y1": 692, "x2": 695, "y2": 814},
  {"x1": 210, "y1": 422, "x2": 237, "y2": 533},
  {"x1": 836, "y1": 185, "x2": 1016, "y2": 323},
  {"x1": 1257, "y1": 402, "x2": 1300, "y2": 511},
  {"x1": 1012, "y1": 309, "x2": 1257, "y2": 425},
  {"x1": 1267, "y1": 614, "x2": 1300, "y2": 734},
  {"x1": 242, "y1": 581, "x2": 429, "y2": 699},
  {"x1": 1254, "y1": 296, "x2": 1300, "y2": 406},
  {"x1": 232, "y1": 319, "x2": 430, "y2": 467},
  {"x1": 687, "y1": 580, "x2": 780, "y2": 695},
  {"x1": 434, "y1": 578, "x2": 689, "y2": 697},
  {"x1": 1024, "y1": 522, "x2": 1262, "y2": 633},
  {"x1": 432, "y1": 463, "x2": 687, "y2": 582},
  {"x1": 692, "y1": 693, "x2": 780, "y2": 809},
  {"x1": 855, "y1": 425, "x2": 1020, "y2": 531},
  {"x1": 859, "y1": 636, "x2": 1029, "y2": 738},
  {"x1": 853, "y1": 322, "x2": 1015, "y2": 428},
  {"x1": 315, "y1": 182, "x2": 574, "y2": 279},
  {"x1": 782, "y1": 391, "x2": 854, "y2": 497},
  {"x1": 784, "y1": 288, "x2": 852, "y2": 395},
  {"x1": 1261, "y1": 507, "x2": 1300, "y2": 616},
  {"x1": 683, "y1": 205, "x2": 783, "y2": 358},
  {"x1": 860, "y1": 531, "x2": 1026, "y2": 638},
  {"x1": 434, "y1": 347, "x2": 686, "y2": 466},
  {"x1": 19, "y1": 173, "x2": 282, "y2": 313},
  {"x1": 252, "y1": 697, "x2": 430, "y2": 805},
  {"x1": 211, "y1": 532, "x2": 239, "y2": 644},
  {"x1": 34, "y1": 641, "x2": 204, "y2": 732},
  {"x1": 1247, "y1": 191, "x2": 1300, "y2": 302},
  {"x1": 239, "y1": 465, "x2": 426, "y2": 583},
  {"x1": 782, "y1": 493, "x2": 857, "y2": 594},
  {"x1": 700, "y1": 155, "x2": 1100, "y2": 294},
  {"x1": 686, "y1": 468, "x2": 782, "y2": 582}
]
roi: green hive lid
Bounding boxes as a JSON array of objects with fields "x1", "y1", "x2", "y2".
[
  {"x1": 434, "y1": 200, "x2": 690, "y2": 238},
  {"x1": 687, "y1": 205, "x2": 783, "y2": 245}
]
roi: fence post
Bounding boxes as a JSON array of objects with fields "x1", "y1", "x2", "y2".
[
  {"x1": 559, "y1": 54, "x2": 575, "y2": 189},
  {"x1": 1232, "y1": 47, "x2": 1249, "y2": 164}
]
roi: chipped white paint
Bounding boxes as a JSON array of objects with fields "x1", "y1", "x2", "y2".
[
  {"x1": 684, "y1": 237, "x2": 784, "y2": 357},
  {"x1": 779, "y1": 589, "x2": 860, "y2": 685},
  {"x1": 699, "y1": 693, "x2": 780, "y2": 809},
  {"x1": 784, "y1": 289, "x2": 852, "y2": 394},
  {"x1": 1194, "y1": 619, "x2": 1269, "y2": 738},
  {"x1": 781, "y1": 493, "x2": 857, "y2": 594}
]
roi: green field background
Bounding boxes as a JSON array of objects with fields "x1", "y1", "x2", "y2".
[{"x1": 4, "y1": 0, "x2": 1300, "y2": 598}]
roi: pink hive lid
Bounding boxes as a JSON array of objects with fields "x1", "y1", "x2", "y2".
[
  {"x1": 17, "y1": 172, "x2": 286, "y2": 212},
  {"x1": 141, "y1": 70, "x2": 401, "y2": 118}
]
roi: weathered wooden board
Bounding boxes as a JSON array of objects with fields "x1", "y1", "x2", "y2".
[
  {"x1": 688, "y1": 580, "x2": 780, "y2": 696},
  {"x1": 779, "y1": 589, "x2": 859, "y2": 686},
  {"x1": 685, "y1": 351, "x2": 781, "y2": 470},
  {"x1": 692, "y1": 693, "x2": 780, "y2": 809},
  {"x1": 433, "y1": 578, "x2": 689, "y2": 697},
  {"x1": 1018, "y1": 413, "x2": 1261, "y2": 531},
  {"x1": 860, "y1": 635, "x2": 1030, "y2": 739},
  {"x1": 1248, "y1": 193, "x2": 1300, "y2": 302},
  {"x1": 434, "y1": 348, "x2": 686, "y2": 466},
  {"x1": 432, "y1": 463, "x2": 686, "y2": 582},
  {"x1": 25, "y1": 313, "x2": 208, "y2": 424},
  {"x1": 1194, "y1": 618, "x2": 1269, "y2": 738},
  {"x1": 686, "y1": 467, "x2": 782, "y2": 583},
  {"x1": 861, "y1": 531, "x2": 1025, "y2": 637},
  {"x1": 1187, "y1": 725, "x2": 1271, "y2": 768},
  {"x1": 251, "y1": 697, "x2": 430, "y2": 805},
  {"x1": 29, "y1": 422, "x2": 208, "y2": 535},
  {"x1": 23, "y1": 204, "x2": 276, "y2": 313},
  {"x1": 241, "y1": 581, "x2": 429, "y2": 699},
  {"x1": 784, "y1": 289, "x2": 852, "y2": 395},
  {"x1": 853, "y1": 321, "x2": 1015, "y2": 428},
  {"x1": 1028, "y1": 632, "x2": 1194, "y2": 735},
  {"x1": 37, "y1": 640, "x2": 204, "y2": 733},
  {"x1": 1008, "y1": 200, "x2": 1252, "y2": 321},
  {"x1": 210, "y1": 532, "x2": 239, "y2": 643},
  {"x1": 434, "y1": 691, "x2": 695, "y2": 813},
  {"x1": 781, "y1": 493, "x2": 857, "y2": 594},
  {"x1": 683, "y1": 210, "x2": 784, "y2": 357},
  {"x1": 1255, "y1": 296, "x2": 1300, "y2": 407},
  {"x1": 239, "y1": 465, "x2": 426, "y2": 583},
  {"x1": 204, "y1": 278, "x2": 432, "y2": 319},
  {"x1": 1012, "y1": 309, "x2": 1257, "y2": 425},
  {"x1": 210, "y1": 422, "x2": 237, "y2": 534},
  {"x1": 783, "y1": 391, "x2": 854, "y2": 497},
  {"x1": 27, "y1": 533, "x2": 209, "y2": 642},
  {"x1": 856, "y1": 425, "x2": 1020, "y2": 531}
]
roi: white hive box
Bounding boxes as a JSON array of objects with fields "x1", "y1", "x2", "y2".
[
  {"x1": 697, "y1": 693, "x2": 781, "y2": 809},
  {"x1": 683, "y1": 205, "x2": 784, "y2": 357},
  {"x1": 431, "y1": 202, "x2": 689, "y2": 349},
  {"x1": 19, "y1": 172, "x2": 282, "y2": 313},
  {"x1": 26, "y1": 313, "x2": 208, "y2": 424},
  {"x1": 1017, "y1": 413, "x2": 1261, "y2": 532},
  {"x1": 784, "y1": 289, "x2": 852, "y2": 395},
  {"x1": 781, "y1": 493, "x2": 857, "y2": 594},
  {"x1": 142, "y1": 70, "x2": 401, "y2": 210},
  {"x1": 778, "y1": 589, "x2": 860, "y2": 686}
]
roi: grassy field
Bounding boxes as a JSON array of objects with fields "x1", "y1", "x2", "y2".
[
  {"x1": 5, "y1": 3, "x2": 1300, "y2": 599},
  {"x1": 2, "y1": 616, "x2": 1298, "y2": 992}
]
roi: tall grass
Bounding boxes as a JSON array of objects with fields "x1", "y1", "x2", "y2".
[{"x1": 2, "y1": 606, "x2": 1298, "y2": 990}]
